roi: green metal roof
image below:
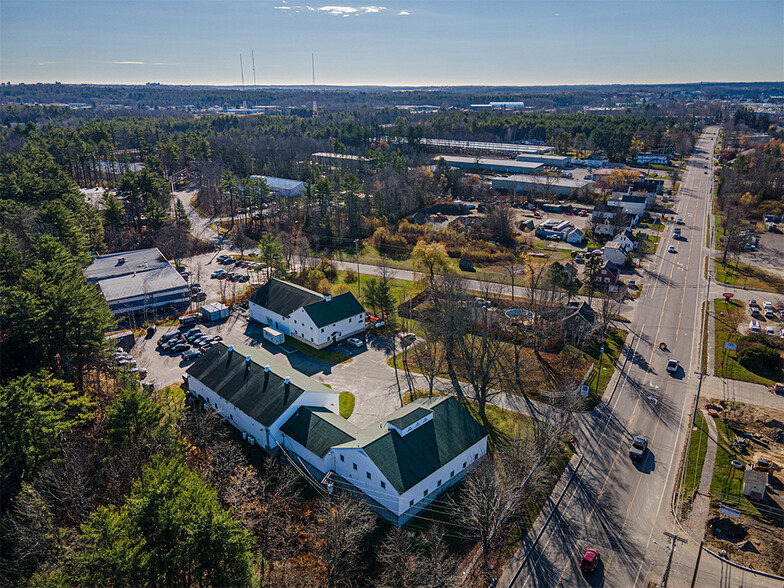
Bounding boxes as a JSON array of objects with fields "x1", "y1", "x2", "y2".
[
  {"x1": 335, "y1": 397, "x2": 487, "y2": 494},
  {"x1": 186, "y1": 342, "x2": 334, "y2": 427},
  {"x1": 387, "y1": 406, "x2": 431, "y2": 430},
  {"x1": 303, "y1": 291, "x2": 365, "y2": 328},
  {"x1": 279, "y1": 406, "x2": 360, "y2": 458}
]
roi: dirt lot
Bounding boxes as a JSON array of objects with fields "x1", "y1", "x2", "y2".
[{"x1": 704, "y1": 400, "x2": 784, "y2": 575}]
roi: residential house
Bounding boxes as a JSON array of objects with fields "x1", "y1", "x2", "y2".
[
  {"x1": 591, "y1": 203, "x2": 638, "y2": 237},
  {"x1": 611, "y1": 229, "x2": 639, "y2": 251},
  {"x1": 249, "y1": 279, "x2": 365, "y2": 349},
  {"x1": 565, "y1": 228, "x2": 584, "y2": 245},
  {"x1": 607, "y1": 193, "x2": 650, "y2": 217},
  {"x1": 602, "y1": 241, "x2": 630, "y2": 266},
  {"x1": 563, "y1": 301, "x2": 596, "y2": 337},
  {"x1": 595, "y1": 261, "x2": 620, "y2": 288},
  {"x1": 584, "y1": 153, "x2": 608, "y2": 168},
  {"x1": 563, "y1": 262, "x2": 579, "y2": 282}
]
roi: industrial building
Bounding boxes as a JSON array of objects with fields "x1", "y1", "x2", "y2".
[
  {"x1": 434, "y1": 155, "x2": 543, "y2": 175},
  {"x1": 84, "y1": 248, "x2": 189, "y2": 316},
  {"x1": 490, "y1": 174, "x2": 594, "y2": 197},
  {"x1": 515, "y1": 154, "x2": 572, "y2": 168},
  {"x1": 250, "y1": 175, "x2": 305, "y2": 197}
]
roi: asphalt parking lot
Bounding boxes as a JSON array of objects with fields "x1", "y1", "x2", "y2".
[
  {"x1": 738, "y1": 230, "x2": 784, "y2": 274},
  {"x1": 129, "y1": 307, "x2": 408, "y2": 426}
]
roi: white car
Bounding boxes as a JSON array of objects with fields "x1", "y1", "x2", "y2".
[
  {"x1": 666, "y1": 359, "x2": 679, "y2": 373},
  {"x1": 779, "y1": 328, "x2": 784, "y2": 339},
  {"x1": 346, "y1": 337, "x2": 364, "y2": 348},
  {"x1": 676, "y1": 217, "x2": 684, "y2": 225},
  {"x1": 668, "y1": 245, "x2": 676, "y2": 253},
  {"x1": 766, "y1": 326, "x2": 776, "y2": 336}
]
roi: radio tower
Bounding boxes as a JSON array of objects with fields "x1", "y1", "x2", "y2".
[
  {"x1": 311, "y1": 53, "x2": 318, "y2": 118},
  {"x1": 239, "y1": 54, "x2": 247, "y2": 111},
  {"x1": 251, "y1": 50, "x2": 257, "y2": 87}
]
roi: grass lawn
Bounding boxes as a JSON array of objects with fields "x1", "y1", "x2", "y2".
[
  {"x1": 713, "y1": 299, "x2": 780, "y2": 386},
  {"x1": 284, "y1": 335, "x2": 351, "y2": 365},
  {"x1": 713, "y1": 260, "x2": 784, "y2": 292},
  {"x1": 639, "y1": 234, "x2": 660, "y2": 255},
  {"x1": 153, "y1": 382, "x2": 187, "y2": 421},
  {"x1": 339, "y1": 391, "x2": 355, "y2": 419},
  {"x1": 579, "y1": 328, "x2": 629, "y2": 403},
  {"x1": 333, "y1": 269, "x2": 421, "y2": 307},
  {"x1": 701, "y1": 301, "x2": 709, "y2": 374},
  {"x1": 709, "y1": 417, "x2": 761, "y2": 517},
  {"x1": 680, "y1": 412, "x2": 709, "y2": 515}
]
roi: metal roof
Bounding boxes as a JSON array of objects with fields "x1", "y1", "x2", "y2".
[
  {"x1": 96, "y1": 265, "x2": 187, "y2": 303},
  {"x1": 84, "y1": 248, "x2": 170, "y2": 282},
  {"x1": 250, "y1": 175, "x2": 305, "y2": 194}
]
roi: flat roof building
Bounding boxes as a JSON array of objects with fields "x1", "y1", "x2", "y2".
[
  {"x1": 434, "y1": 155, "x2": 544, "y2": 175},
  {"x1": 250, "y1": 175, "x2": 305, "y2": 197},
  {"x1": 490, "y1": 174, "x2": 594, "y2": 196},
  {"x1": 515, "y1": 154, "x2": 572, "y2": 168},
  {"x1": 84, "y1": 248, "x2": 189, "y2": 316}
]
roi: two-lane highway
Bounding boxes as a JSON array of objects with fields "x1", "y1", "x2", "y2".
[{"x1": 503, "y1": 127, "x2": 723, "y2": 587}]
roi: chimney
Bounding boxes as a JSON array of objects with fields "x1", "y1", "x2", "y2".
[
  {"x1": 228, "y1": 345, "x2": 234, "y2": 353},
  {"x1": 284, "y1": 376, "x2": 290, "y2": 385},
  {"x1": 245, "y1": 355, "x2": 252, "y2": 364},
  {"x1": 324, "y1": 294, "x2": 331, "y2": 302},
  {"x1": 264, "y1": 365, "x2": 270, "y2": 373}
]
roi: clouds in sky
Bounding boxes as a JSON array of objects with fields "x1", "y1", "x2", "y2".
[{"x1": 273, "y1": 3, "x2": 408, "y2": 16}]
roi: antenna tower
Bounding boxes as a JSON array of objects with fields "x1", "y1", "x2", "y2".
[
  {"x1": 239, "y1": 54, "x2": 246, "y2": 110},
  {"x1": 311, "y1": 53, "x2": 317, "y2": 118},
  {"x1": 251, "y1": 50, "x2": 257, "y2": 87}
]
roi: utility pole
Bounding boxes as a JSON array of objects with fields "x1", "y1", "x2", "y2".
[
  {"x1": 311, "y1": 53, "x2": 318, "y2": 118},
  {"x1": 660, "y1": 532, "x2": 687, "y2": 588},
  {"x1": 594, "y1": 344, "x2": 604, "y2": 398},
  {"x1": 689, "y1": 541, "x2": 704, "y2": 588},
  {"x1": 354, "y1": 239, "x2": 361, "y2": 301}
]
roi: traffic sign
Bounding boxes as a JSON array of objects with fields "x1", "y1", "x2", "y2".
[
  {"x1": 724, "y1": 342, "x2": 738, "y2": 351},
  {"x1": 723, "y1": 293, "x2": 733, "y2": 299}
]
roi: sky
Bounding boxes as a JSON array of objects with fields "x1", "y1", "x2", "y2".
[{"x1": 1, "y1": 0, "x2": 782, "y2": 87}]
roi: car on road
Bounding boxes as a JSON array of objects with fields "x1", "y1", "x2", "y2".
[
  {"x1": 629, "y1": 436, "x2": 648, "y2": 460},
  {"x1": 181, "y1": 349, "x2": 202, "y2": 361},
  {"x1": 580, "y1": 548, "x2": 600, "y2": 573},
  {"x1": 211, "y1": 269, "x2": 226, "y2": 279},
  {"x1": 346, "y1": 337, "x2": 364, "y2": 348},
  {"x1": 666, "y1": 359, "x2": 679, "y2": 373},
  {"x1": 676, "y1": 217, "x2": 684, "y2": 225},
  {"x1": 667, "y1": 245, "x2": 676, "y2": 253}
]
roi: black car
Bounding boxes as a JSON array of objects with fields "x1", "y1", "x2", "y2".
[{"x1": 169, "y1": 343, "x2": 190, "y2": 353}]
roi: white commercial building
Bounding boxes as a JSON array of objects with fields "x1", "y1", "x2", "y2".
[{"x1": 249, "y1": 279, "x2": 366, "y2": 349}]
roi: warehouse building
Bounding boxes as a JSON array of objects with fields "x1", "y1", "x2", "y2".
[
  {"x1": 250, "y1": 175, "x2": 305, "y2": 197},
  {"x1": 515, "y1": 154, "x2": 572, "y2": 168},
  {"x1": 490, "y1": 174, "x2": 594, "y2": 197},
  {"x1": 84, "y1": 248, "x2": 189, "y2": 316},
  {"x1": 434, "y1": 155, "x2": 543, "y2": 175}
]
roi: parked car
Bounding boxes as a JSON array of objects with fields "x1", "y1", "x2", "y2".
[
  {"x1": 399, "y1": 333, "x2": 417, "y2": 347},
  {"x1": 766, "y1": 326, "x2": 776, "y2": 336},
  {"x1": 666, "y1": 359, "x2": 679, "y2": 373},
  {"x1": 237, "y1": 274, "x2": 249, "y2": 283},
  {"x1": 346, "y1": 337, "x2": 364, "y2": 348},
  {"x1": 580, "y1": 548, "x2": 600, "y2": 573},
  {"x1": 191, "y1": 291, "x2": 207, "y2": 302},
  {"x1": 211, "y1": 269, "x2": 226, "y2": 279},
  {"x1": 181, "y1": 349, "x2": 202, "y2": 361},
  {"x1": 169, "y1": 343, "x2": 190, "y2": 354}
]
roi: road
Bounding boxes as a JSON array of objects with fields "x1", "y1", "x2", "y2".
[{"x1": 501, "y1": 126, "x2": 781, "y2": 587}]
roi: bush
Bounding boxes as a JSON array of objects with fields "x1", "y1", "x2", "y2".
[
  {"x1": 317, "y1": 257, "x2": 337, "y2": 280},
  {"x1": 317, "y1": 278, "x2": 332, "y2": 294},
  {"x1": 305, "y1": 269, "x2": 326, "y2": 291},
  {"x1": 333, "y1": 283, "x2": 349, "y2": 295},
  {"x1": 344, "y1": 267, "x2": 358, "y2": 283},
  {"x1": 370, "y1": 227, "x2": 410, "y2": 256},
  {"x1": 737, "y1": 345, "x2": 782, "y2": 372},
  {"x1": 739, "y1": 333, "x2": 779, "y2": 348}
]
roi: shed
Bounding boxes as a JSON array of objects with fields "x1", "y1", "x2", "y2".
[
  {"x1": 459, "y1": 258, "x2": 475, "y2": 271},
  {"x1": 263, "y1": 327, "x2": 285, "y2": 345},
  {"x1": 201, "y1": 302, "x2": 229, "y2": 322},
  {"x1": 743, "y1": 470, "x2": 768, "y2": 501}
]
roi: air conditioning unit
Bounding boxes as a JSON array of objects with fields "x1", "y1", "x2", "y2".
[
  {"x1": 242, "y1": 431, "x2": 248, "y2": 440},
  {"x1": 247, "y1": 436, "x2": 255, "y2": 446}
]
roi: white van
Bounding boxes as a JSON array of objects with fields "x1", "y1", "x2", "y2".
[{"x1": 749, "y1": 320, "x2": 761, "y2": 333}]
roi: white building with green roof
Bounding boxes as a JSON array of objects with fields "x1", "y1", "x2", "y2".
[
  {"x1": 187, "y1": 342, "x2": 488, "y2": 526},
  {"x1": 249, "y1": 279, "x2": 366, "y2": 349}
]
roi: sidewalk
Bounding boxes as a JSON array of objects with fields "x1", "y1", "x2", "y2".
[
  {"x1": 684, "y1": 408, "x2": 719, "y2": 539},
  {"x1": 700, "y1": 375, "x2": 780, "y2": 406}
]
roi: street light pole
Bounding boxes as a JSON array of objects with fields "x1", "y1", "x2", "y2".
[
  {"x1": 594, "y1": 344, "x2": 605, "y2": 398},
  {"x1": 354, "y1": 239, "x2": 361, "y2": 301}
]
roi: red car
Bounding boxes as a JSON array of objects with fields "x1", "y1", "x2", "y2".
[{"x1": 580, "y1": 548, "x2": 600, "y2": 573}]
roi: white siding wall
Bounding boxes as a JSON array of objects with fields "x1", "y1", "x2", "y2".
[
  {"x1": 397, "y1": 437, "x2": 488, "y2": 517},
  {"x1": 289, "y1": 307, "x2": 366, "y2": 349},
  {"x1": 332, "y1": 447, "x2": 400, "y2": 515},
  {"x1": 186, "y1": 376, "x2": 338, "y2": 451},
  {"x1": 602, "y1": 247, "x2": 628, "y2": 266},
  {"x1": 248, "y1": 303, "x2": 290, "y2": 334}
]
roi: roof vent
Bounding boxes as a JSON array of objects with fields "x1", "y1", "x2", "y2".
[
  {"x1": 284, "y1": 376, "x2": 290, "y2": 384},
  {"x1": 264, "y1": 365, "x2": 270, "y2": 373},
  {"x1": 324, "y1": 294, "x2": 332, "y2": 302},
  {"x1": 245, "y1": 355, "x2": 252, "y2": 363},
  {"x1": 228, "y1": 345, "x2": 234, "y2": 352}
]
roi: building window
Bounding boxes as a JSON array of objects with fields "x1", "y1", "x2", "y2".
[
  {"x1": 321, "y1": 328, "x2": 324, "y2": 333},
  {"x1": 381, "y1": 481, "x2": 386, "y2": 489},
  {"x1": 353, "y1": 463, "x2": 357, "y2": 470},
  {"x1": 409, "y1": 499, "x2": 414, "y2": 507},
  {"x1": 424, "y1": 489, "x2": 428, "y2": 497},
  {"x1": 463, "y1": 462, "x2": 467, "y2": 469},
  {"x1": 437, "y1": 480, "x2": 442, "y2": 487},
  {"x1": 349, "y1": 318, "x2": 351, "y2": 323},
  {"x1": 366, "y1": 472, "x2": 371, "y2": 480},
  {"x1": 450, "y1": 471, "x2": 455, "y2": 478},
  {"x1": 340, "y1": 455, "x2": 344, "y2": 462}
]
